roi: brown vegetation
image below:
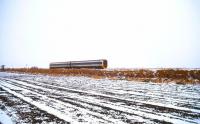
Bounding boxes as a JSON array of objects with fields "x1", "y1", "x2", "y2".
[{"x1": 5, "y1": 68, "x2": 200, "y2": 84}]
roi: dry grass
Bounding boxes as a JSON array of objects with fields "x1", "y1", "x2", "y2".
[{"x1": 4, "y1": 68, "x2": 200, "y2": 84}]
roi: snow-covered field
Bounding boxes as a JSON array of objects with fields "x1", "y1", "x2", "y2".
[{"x1": 0, "y1": 72, "x2": 199, "y2": 124}]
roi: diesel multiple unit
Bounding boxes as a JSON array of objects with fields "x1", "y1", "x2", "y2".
[{"x1": 49, "y1": 59, "x2": 107, "y2": 69}]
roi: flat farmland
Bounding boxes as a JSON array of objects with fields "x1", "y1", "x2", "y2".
[{"x1": 0, "y1": 72, "x2": 200, "y2": 124}]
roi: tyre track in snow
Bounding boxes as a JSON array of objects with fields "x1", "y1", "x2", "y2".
[
  {"x1": 10, "y1": 78, "x2": 200, "y2": 116},
  {"x1": 0, "y1": 86, "x2": 68, "y2": 124},
  {"x1": 1, "y1": 77, "x2": 200, "y2": 124},
  {"x1": 10, "y1": 78, "x2": 200, "y2": 115},
  {"x1": 0, "y1": 78, "x2": 149, "y2": 124},
  {"x1": 13, "y1": 76, "x2": 200, "y2": 111},
  {"x1": 0, "y1": 73, "x2": 200, "y2": 124},
  {"x1": 26, "y1": 76, "x2": 200, "y2": 111},
  {"x1": 0, "y1": 79, "x2": 119, "y2": 124}
]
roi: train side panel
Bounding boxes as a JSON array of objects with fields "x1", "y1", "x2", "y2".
[{"x1": 49, "y1": 59, "x2": 107, "y2": 69}]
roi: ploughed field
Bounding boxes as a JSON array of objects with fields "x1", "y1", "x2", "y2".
[{"x1": 0, "y1": 72, "x2": 200, "y2": 124}]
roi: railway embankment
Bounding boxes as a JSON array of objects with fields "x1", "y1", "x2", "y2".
[{"x1": 4, "y1": 68, "x2": 200, "y2": 84}]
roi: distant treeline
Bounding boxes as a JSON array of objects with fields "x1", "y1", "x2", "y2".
[{"x1": 5, "y1": 68, "x2": 200, "y2": 84}]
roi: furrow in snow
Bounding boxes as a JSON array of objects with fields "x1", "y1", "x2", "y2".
[{"x1": 1, "y1": 78, "x2": 199, "y2": 123}]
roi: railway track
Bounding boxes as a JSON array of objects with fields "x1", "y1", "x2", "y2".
[{"x1": 0, "y1": 72, "x2": 200, "y2": 124}]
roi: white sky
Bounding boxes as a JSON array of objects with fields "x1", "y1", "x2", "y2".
[{"x1": 0, "y1": 0, "x2": 200, "y2": 68}]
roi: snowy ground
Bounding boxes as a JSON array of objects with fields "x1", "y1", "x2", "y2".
[{"x1": 0, "y1": 72, "x2": 199, "y2": 124}]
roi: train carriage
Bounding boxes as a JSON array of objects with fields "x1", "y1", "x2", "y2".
[{"x1": 50, "y1": 59, "x2": 107, "y2": 69}]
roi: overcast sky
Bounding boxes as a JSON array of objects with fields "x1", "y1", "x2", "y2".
[{"x1": 0, "y1": 0, "x2": 200, "y2": 68}]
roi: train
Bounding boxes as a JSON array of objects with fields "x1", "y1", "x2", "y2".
[{"x1": 49, "y1": 59, "x2": 107, "y2": 69}]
